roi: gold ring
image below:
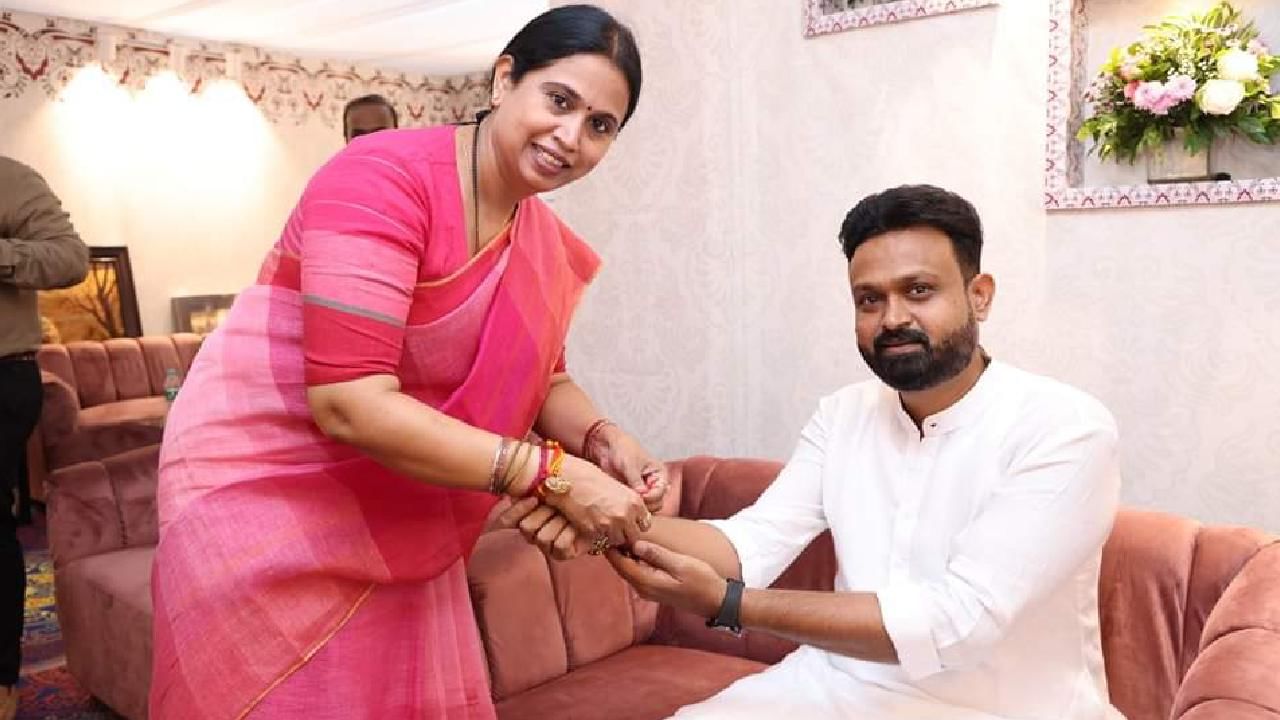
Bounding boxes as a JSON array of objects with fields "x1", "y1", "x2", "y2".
[
  {"x1": 638, "y1": 511, "x2": 653, "y2": 531},
  {"x1": 589, "y1": 535, "x2": 612, "y2": 556}
]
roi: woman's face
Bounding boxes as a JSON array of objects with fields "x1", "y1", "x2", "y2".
[{"x1": 488, "y1": 53, "x2": 631, "y2": 196}]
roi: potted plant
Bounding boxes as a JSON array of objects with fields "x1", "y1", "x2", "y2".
[{"x1": 1077, "y1": 1, "x2": 1280, "y2": 183}]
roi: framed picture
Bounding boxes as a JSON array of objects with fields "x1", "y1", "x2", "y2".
[
  {"x1": 171, "y1": 294, "x2": 236, "y2": 334},
  {"x1": 38, "y1": 246, "x2": 142, "y2": 343},
  {"x1": 804, "y1": 0, "x2": 999, "y2": 38},
  {"x1": 1045, "y1": 0, "x2": 1280, "y2": 210}
]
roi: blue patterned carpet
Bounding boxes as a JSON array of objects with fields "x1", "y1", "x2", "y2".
[{"x1": 15, "y1": 511, "x2": 122, "y2": 720}]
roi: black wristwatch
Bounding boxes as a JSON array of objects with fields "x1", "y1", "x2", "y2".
[{"x1": 705, "y1": 578, "x2": 745, "y2": 634}]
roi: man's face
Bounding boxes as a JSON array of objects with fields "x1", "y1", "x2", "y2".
[
  {"x1": 848, "y1": 227, "x2": 991, "y2": 392},
  {"x1": 344, "y1": 104, "x2": 397, "y2": 143}
]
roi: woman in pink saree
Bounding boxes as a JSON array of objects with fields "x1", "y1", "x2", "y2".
[{"x1": 151, "y1": 6, "x2": 664, "y2": 718}]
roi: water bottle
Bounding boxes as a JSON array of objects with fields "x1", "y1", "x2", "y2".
[{"x1": 163, "y1": 368, "x2": 181, "y2": 404}]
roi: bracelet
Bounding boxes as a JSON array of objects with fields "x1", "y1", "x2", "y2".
[
  {"x1": 497, "y1": 441, "x2": 533, "y2": 497},
  {"x1": 582, "y1": 418, "x2": 616, "y2": 463},
  {"x1": 523, "y1": 441, "x2": 568, "y2": 498},
  {"x1": 487, "y1": 438, "x2": 515, "y2": 495},
  {"x1": 541, "y1": 441, "x2": 571, "y2": 496}
]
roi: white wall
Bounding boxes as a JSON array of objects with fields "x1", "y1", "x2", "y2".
[
  {"x1": 553, "y1": 0, "x2": 1280, "y2": 530},
  {"x1": 0, "y1": 9, "x2": 485, "y2": 336},
  {"x1": 1, "y1": 67, "x2": 339, "y2": 335}
]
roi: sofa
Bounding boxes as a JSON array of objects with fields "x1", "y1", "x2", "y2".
[
  {"x1": 45, "y1": 444, "x2": 158, "y2": 720},
  {"x1": 28, "y1": 334, "x2": 203, "y2": 502},
  {"x1": 44, "y1": 453, "x2": 1279, "y2": 720}
]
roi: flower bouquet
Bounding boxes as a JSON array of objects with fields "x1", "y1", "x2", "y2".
[{"x1": 1077, "y1": 2, "x2": 1280, "y2": 181}]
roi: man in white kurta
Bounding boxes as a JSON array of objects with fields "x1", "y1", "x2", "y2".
[
  {"x1": 684, "y1": 358, "x2": 1123, "y2": 718},
  {"x1": 502, "y1": 184, "x2": 1125, "y2": 719}
]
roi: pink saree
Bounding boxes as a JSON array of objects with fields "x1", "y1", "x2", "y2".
[{"x1": 151, "y1": 126, "x2": 599, "y2": 719}]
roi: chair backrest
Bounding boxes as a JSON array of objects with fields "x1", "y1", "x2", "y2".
[
  {"x1": 44, "y1": 444, "x2": 161, "y2": 568},
  {"x1": 37, "y1": 334, "x2": 204, "y2": 409},
  {"x1": 1100, "y1": 508, "x2": 1276, "y2": 720}
]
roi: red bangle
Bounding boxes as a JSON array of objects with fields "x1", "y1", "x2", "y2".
[
  {"x1": 523, "y1": 443, "x2": 552, "y2": 499},
  {"x1": 582, "y1": 418, "x2": 616, "y2": 463}
]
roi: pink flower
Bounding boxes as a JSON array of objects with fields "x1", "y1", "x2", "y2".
[
  {"x1": 1248, "y1": 39, "x2": 1269, "y2": 56},
  {"x1": 1165, "y1": 74, "x2": 1197, "y2": 102},
  {"x1": 1132, "y1": 81, "x2": 1169, "y2": 114},
  {"x1": 1131, "y1": 78, "x2": 1193, "y2": 116},
  {"x1": 1124, "y1": 80, "x2": 1140, "y2": 100}
]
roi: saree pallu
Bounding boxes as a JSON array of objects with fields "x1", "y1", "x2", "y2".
[{"x1": 151, "y1": 127, "x2": 598, "y2": 719}]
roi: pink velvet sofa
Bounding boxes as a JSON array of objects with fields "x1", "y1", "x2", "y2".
[
  {"x1": 29, "y1": 334, "x2": 202, "y2": 501},
  {"x1": 43, "y1": 452, "x2": 1280, "y2": 720}
]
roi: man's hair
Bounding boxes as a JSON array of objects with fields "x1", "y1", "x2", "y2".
[
  {"x1": 839, "y1": 185, "x2": 983, "y2": 280},
  {"x1": 342, "y1": 94, "x2": 399, "y2": 137}
]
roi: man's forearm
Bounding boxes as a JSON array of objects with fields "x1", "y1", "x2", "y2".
[
  {"x1": 739, "y1": 588, "x2": 898, "y2": 664},
  {"x1": 0, "y1": 232, "x2": 88, "y2": 289},
  {"x1": 641, "y1": 517, "x2": 742, "y2": 579}
]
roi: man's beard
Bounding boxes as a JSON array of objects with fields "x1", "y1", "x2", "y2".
[{"x1": 859, "y1": 315, "x2": 978, "y2": 392}]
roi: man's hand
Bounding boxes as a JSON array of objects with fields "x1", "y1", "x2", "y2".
[{"x1": 605, "y1": 541, "x2": 727, "y2": 618}]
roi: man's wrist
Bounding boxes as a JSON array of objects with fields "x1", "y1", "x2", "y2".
[{"x1": 705, "y1": 578, "x2": 745, "y2": 634}]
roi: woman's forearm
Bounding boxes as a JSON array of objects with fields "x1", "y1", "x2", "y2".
[
  {"x1": 308, "y1": 374, "x2": 531, "y2": 493},
  {"x1": 534, "y1": 376, "x2": 610, "y2": 457}
]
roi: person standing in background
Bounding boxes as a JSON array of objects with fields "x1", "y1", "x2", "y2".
[
  {"x1": 0, "y1": 155, "x2": 90, "y2": 720},
  {"x1": 342, "y1": 94, "x2": 399, "y2": 143}
]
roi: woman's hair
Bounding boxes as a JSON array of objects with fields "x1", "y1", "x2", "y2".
[{"x1": 492, "y1": 4, "x2": 642, "y2": 126}]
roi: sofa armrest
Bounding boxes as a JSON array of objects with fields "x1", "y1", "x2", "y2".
[
  {"x1": 44, "y1": 444, "x2": 160, "y2": 567},
  {"x1": 468, "y1": 529, "x2": 569, "y2": 700},
  {"x1": 39, "y1": 370, "x2": 81, "y2": 442},
  {"x1": 1171, "y1": 542, "x2": 1280, "y2": 719},
  {"x1": 45, "y1": 459, "x2": 126, "y2": 568}
]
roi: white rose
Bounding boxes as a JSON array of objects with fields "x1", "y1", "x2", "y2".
[
  {"x1": 1218, "y1": 48, "x2": 1260, "y2": 81},
  {"x1": 1198, "y1": 79, "x2": 1247, "y2": 115}
]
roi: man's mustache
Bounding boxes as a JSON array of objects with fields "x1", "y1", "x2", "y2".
[{"x1": 874, "y1": 328, "x2": 930, "y2": 353}]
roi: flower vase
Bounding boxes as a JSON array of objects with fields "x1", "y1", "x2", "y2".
[{"x1": 1146, "y1": 131, "x2": 1211, "y2": 184}]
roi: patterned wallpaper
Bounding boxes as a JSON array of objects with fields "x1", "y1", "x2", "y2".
[
  {"x1": 554, "y1": 0, "x2": 1280, "y2": 531},
  {"x1": 0, "y1": 9, "x2": 488, "y2": 128}
]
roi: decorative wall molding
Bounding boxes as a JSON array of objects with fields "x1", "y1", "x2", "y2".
[
  {"x1": 804, "y1": 0, "x2": 999, "y2": 38},
  {"x1": 1043, "y1": 0, "x2": 1280, "y2": 211},
  {"x1": 0, "y1": 9, "x2": 488, "y2": 128}
]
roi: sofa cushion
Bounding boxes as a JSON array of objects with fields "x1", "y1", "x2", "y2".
[
  {"x1": 55, "y1": 546, "x2": 154, "y2": 720},
  {"x1": 494, "y1": 645, "x2": 765, "y2": 720},
  {"x1": 67, "y1": 341, "x2": 118, "y2": 408},
  {"x1": 46, "y1": 408, "x2": 165, "y2": 471},
  {"x1": 104, "y1": 339, "x2": 151, "y2": 401}
]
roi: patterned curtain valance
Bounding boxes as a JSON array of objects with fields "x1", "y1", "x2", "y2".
[{"x1": 0, "y1": 9, "x2": 489, "y2": 128}]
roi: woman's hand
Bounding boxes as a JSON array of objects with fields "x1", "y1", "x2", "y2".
[
  {"x1": 586, "y1": 425, "x2": 669, "y2": 512},
  {"x1": 510, "y1": 453, "x2": 650, "y2": 552}
]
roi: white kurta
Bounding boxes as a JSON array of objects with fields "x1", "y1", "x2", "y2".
[{"x1": 682, "y1": 361, "x2": 1125, "y2": 720}]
